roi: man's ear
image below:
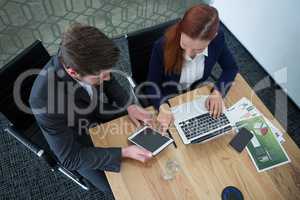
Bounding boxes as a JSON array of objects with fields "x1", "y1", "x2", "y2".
[
  {"x1": 214, "y1": 32, "x2": 218, "y2": 38},
  {"x1": 66, "y1": 66, "x2": 80, "y2": 78}
]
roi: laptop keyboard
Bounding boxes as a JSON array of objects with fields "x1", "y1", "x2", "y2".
[{"x1": 178, "y1": 113, "x2": 231, "y2": 140}]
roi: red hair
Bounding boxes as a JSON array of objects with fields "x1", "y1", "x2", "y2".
[{"x1": 164, "y1": 4, "x2": 219, "y2": 74}]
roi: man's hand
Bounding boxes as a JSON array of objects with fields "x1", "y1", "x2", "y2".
[
  {"x1": 205, "y1": 89, "x2": 224, "y2": 119},
  {"x1": 127, "y1": 104, "x2": 154, "y2": 127},
  {"x1": 156, "y1": 103, "x2": 174, "y2": 133},
  {"x1": 122, "y1": 145, "x2": 152, "y2": 163}
]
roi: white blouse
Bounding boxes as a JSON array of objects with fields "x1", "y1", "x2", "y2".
[{"x1": 179, "y1": 48, "x2": 208, "y2": 90}]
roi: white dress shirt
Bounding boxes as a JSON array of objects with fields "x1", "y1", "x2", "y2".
[
  {"x1": 77, "y1": 80, "x2": 93, "y2": 99},
  {"x1": 179, "y1": 48, "x2": 208, "y2": 90}
]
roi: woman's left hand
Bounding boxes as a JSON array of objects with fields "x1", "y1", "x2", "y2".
[{"x1": 205, "y1": 89, "x2": 224, "y2": 119}]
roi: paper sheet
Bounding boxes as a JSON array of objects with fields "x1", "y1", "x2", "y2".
[{"x1": 225, "y1": 97, "x2": 285, "y2": 143}]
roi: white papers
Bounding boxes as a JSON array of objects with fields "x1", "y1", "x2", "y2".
[
  {"x1": 225, "y1": 97, "x2": 285, "y2": 143},
  {"x1": 236, "y1": 116, "x2": 290, "y2": 172}
]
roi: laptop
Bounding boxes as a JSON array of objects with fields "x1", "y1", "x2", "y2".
[{"x1": 171, "y1": 95, "x2": 232, "y2": 144}]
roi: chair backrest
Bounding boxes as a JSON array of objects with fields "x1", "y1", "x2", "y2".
[
  {"x1": 0, "y1": 44, "x2": 90, "y2": 189},
  {"x1": 0, "y1": 41, "x2": 51, "y2": 136},
  {"x1": 127, "y1": 18, "x2": 180, "y2": 85}
]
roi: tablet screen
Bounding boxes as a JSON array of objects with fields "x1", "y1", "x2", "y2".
[{"x1": 129, "y1": 127, "x2": 172, "y2": 154}]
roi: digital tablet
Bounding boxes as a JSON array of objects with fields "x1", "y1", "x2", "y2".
[{"x1": 128, "y1": 127, "x2": 173, "y2": 156}]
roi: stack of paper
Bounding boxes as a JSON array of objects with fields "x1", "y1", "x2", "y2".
[
  {"x1": 235, "y1": 116, "x2": 290, "y2": 172},
  {"x1": 225, "y1": 97, "x2": 285, "y2": 143}
]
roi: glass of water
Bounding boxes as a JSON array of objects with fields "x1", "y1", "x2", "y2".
[{"x1": 162, "y1": 159, "x2": 181, "y2": 180}]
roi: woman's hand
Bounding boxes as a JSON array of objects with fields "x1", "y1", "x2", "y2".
[
  {"x1": 156, "y1": 103, "x2": 174, "y2": 133},
  {"x1": 205, "y1": 89, "x2": 224, "y2": 119}
]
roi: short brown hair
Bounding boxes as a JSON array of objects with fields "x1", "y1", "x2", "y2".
[{"x1": 59, "y1": 23, "x2": 120, "y2": 75}]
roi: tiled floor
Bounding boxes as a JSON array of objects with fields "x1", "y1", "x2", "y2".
[{"x1": 0, "y1": 0, "x2": 208, "y2": 67}]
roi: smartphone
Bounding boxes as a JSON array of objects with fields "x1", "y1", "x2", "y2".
[{"x1": 229, "y1": 127, "x2": 253, "y2": 153}]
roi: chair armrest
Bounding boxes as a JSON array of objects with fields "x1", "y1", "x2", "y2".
[
  {"x1": 56, "y1": 163, "x2": 89, "y2": 190},
  {"x1": 5, "y1": 125, "x2": 89, "y2": 190},
  {"x1": 1, "y1": 113, "x2": 89, "y2": 190},
  {"x1": 4, "y1": 126, "x2": 44, "y2": 157},
  {"x1": 4, "y1": 123, "x2": 58, "y2": 169},
  {"x1": 0, "y1": 112, "x2": 43, "y2": 156},
  {"x1": 0, "y1": 112, "x2": 12, "y2": 131}
]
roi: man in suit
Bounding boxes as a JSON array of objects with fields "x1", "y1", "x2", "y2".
[{"x1": 29, "y1": 23, "x2": 153, "y2": 192}]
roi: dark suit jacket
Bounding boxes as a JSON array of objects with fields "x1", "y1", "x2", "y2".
[
  {"x1": 146, "y1": 29, "x2": 239, "y2": 109},
  {"x1": 29, "y1": 55, "x2": 132, "y2": 172}
]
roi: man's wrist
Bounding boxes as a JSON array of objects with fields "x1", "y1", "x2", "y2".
[
  {"x1": 127, "y1": 104, "x2": 137, "y2": 112},
  {"x1": 121, "y1": 147, "x2": 129, "y2": 158}
]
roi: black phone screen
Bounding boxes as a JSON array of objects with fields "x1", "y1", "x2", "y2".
[{"x1": 229, "y1": 127, "x2": 253, "y2": 153}]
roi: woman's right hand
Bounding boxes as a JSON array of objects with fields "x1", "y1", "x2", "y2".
[{"x1": 157, "y1": 103, "x2": 174, "y2": 133}]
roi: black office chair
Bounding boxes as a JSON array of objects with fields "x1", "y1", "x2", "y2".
[
  {"x1": 126, "y1": 18, "x2": 180, "y2": 107},
  {"x1": 0, "y1": 41, "x2": 89, "y2": 190}
]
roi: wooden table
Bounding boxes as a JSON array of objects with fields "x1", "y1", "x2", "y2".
[{"x1": 90, "y1": 74, "x2": 300, "y2": 200}]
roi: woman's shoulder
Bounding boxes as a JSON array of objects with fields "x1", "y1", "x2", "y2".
[{"x1": 210, "y1": 28, "x2": 225, "y2": 46}]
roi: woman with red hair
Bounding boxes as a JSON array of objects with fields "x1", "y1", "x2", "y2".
[{"x1": 147, "y1": 4, "x2": 239, "y2": 132}]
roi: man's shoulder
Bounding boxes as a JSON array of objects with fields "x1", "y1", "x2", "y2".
[{"x1": 29, "y1": 56, "x2": 58, "y2": 106}]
